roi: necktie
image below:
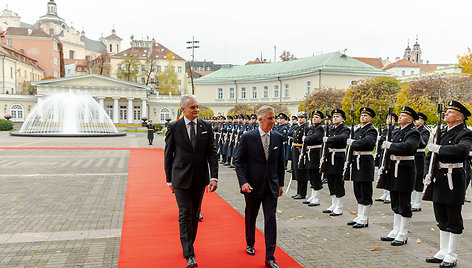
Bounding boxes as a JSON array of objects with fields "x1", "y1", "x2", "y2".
[
  {"x1": 189, "y1": 121, "x2": 196, "y2": 149},
  {"x1": 263, "y1": 133, "x2": 269, "y2": 160}
]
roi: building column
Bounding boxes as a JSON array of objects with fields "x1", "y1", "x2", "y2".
[
  {"x1": 141, "y1": 98, "x2": 148, "y2": 119},
  {"x1": 127, "y1": 98, "x2": 134, "y2": 124},
  {"x1": 98, "y1": 97, "x2": 105, "y2": 122},
  {"x1": 113, "y1": 97, "x2": 119, "y2": 124}
]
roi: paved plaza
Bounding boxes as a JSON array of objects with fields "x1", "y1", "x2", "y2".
[{"x1": 0, "y1": 131, "x2": 472, "y2": 267}]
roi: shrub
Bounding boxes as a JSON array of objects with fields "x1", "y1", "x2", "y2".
[{"x1": 0, "y1": 119, "x2": 13, "y2": 131}]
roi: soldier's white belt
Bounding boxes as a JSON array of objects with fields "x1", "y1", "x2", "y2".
[
  {"x1": 417, "y1": 149, "x2": 426, "y2": 153},
  {"x1": 328, "y1": 148, "x2": 346, "y2": 165},
  {"x1": 390, "y1": 155, "x2": 415, "y2": 178},
  {"x1": 438, "y1": 162, "x2": 463, "y2": 190},
  {"x1": 353, "y1": 151, "x2": 373, "y2": 170},
  {"x1": 307, "y1": 145, "x2": 322, "y2": 161}
]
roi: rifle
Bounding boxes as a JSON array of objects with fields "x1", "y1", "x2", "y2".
[
  {"x1": 376, "y1": 103, "x2": 393, "y2": 189},
  {"x1": 319, "y1": 106, "x2": 330, "y2": 174},
  {"x1": 343, "y1": 103, "x2": 355, "y2": 181},
  {"x1": 423, "y1": 99, "x2": 444, "y2": 201},
  {"x1": 232, "y1": 125, "x2": 244, "y2": 165},
  {"x1": 298, "y1": 121, "x2": 309, "y2": 169},
  {"x1": 224, "y1": 123, "x2": 231, "y2": 147},
  {"x1": 374, "y1": 107, "x2": 383, "y2": 167}
]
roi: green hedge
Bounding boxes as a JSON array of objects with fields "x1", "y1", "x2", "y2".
[{"x1": 0, "y1": 119, "x2": 13, "y2": 131}]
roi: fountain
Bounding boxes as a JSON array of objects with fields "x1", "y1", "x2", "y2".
[{"x1": 11, "y1": 92, "x2": 125, "y2": 137}]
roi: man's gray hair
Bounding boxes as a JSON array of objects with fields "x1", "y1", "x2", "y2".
[
  {"x1": 257, "y1": 105, "x2": 275, "y2": 119},
  {"x1": 180, "y1": 94, "x2": 198, "y2": 109}
]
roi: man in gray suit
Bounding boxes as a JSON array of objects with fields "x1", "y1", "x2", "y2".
[{"x1": 164, "y1": 95, "x2": 218, "y2": 268}]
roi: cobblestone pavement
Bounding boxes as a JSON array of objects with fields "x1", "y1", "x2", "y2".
[{"x1": 1, "y1": 132, "x2": 472, "y2": 267}]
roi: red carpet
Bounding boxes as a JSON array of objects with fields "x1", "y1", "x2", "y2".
[{"x1": 118, "y1": 149, "x2": 302, "y2": 268}]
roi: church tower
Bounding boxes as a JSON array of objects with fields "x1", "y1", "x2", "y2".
[
  {"x1": 403, "y1": 40, "x2": 411, "y2": 61},
  {"x1": 411, "y1": 35, "x2": 422, "y2": 64},
  {"x1": 47, "y1": 0, "x2": 57, "y2": 16}
]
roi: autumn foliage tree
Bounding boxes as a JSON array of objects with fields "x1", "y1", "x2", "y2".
[
  {"x1": 299, "y1": 88, "x2": 345, "y2": 117},
  {"x1": 116, "y1": 53, "x2": 139, "y2": 82},
  {"x1": 227, "y1": 104, "x2": 254, "y2": 116},
  {"x1": 158, "y1": 52, "x2": 180, "y2": 95},
  {"x1": 280, "y1": 50, "x2": 297, "y2": 61},
  {"x1": 458, "y1": 47, "x2": 472, "y2": 74},
  {"x1": 199, "y1": 104, "x2": 214, "y2": 118}
]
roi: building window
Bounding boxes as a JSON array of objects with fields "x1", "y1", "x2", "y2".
[
  {"x1": 157, "y1": 66, "x2": 161, "y2": 72},
  {"x1": 229, "y1": 88, "x2": 235, "y2": 99},
  {"x1": 305, "y1": 80, "x2": 311, "y2": 95},
  {"x1": 69, "y1": 50, "x2": 75, "y2": 59},
  {"x1": 141, "y1": 78, "x2": 145, "y2": 84},
  {"x1": 411, "y1": 70, "x2": 414, "y2": 75},
  {"x1": 160, "y1": 108, "x2": 170, "y2": 123},
  {"x1": 77, "y1": 67, "x2": 82, "y2": 71},
  {"x1": 10, "y1": 104, "x2": 23, "y2": 121},
  {"x1": 273, "y1": 85, "x2": 279, "y2": 98},
  {"x1": 178, "y1": 79, "x2": 181, "y2": 86},
  {"x1": 263, "y1": 86, "x2": 269, "y2": 99},
  {"x1": 402, "y1": 70, "x2": 405, "y2": 76},
  {"x1": 109, "y1": 44, "x2": 113, "y2": 53},
  {"x1": 241, "y1": 87, "x2": 247, "y2": 99},
  {"x1": 106, "y1": 105, "x2": 113, "y2": 120},
  {"x1": 141, "y1": 65, "x2": 146, "y2": 71},
  {"x1": 178, "y1": 67, "x2": 182, "y2": 74},
  {"x1": 251, "y1": 86, "x2": 258, "y2": 99},
  {"x1": 217, "y1": 88, "x2": 224, "y2": 100},
  {"x1": 120, "y1": 106, "x2": 127, "y2": 121},
  {"x1": 118, "y1": 64, "x2": 122, "y2": 70},
  {"x1": 164, "y1": 66, "x2": 168, "y2": 72},
  {"x1": 133, "y1": 106, "x2": 141, "y2": 120},
  {"x1": 53, "y1": 57, "x2": 58, "y2": 66},
  {"x1": 7, "y1": 39, "x2": 12, "y2": 46},
  {"x1": 10, "y1": 67, "x2": 13, "y2": 79},
  {"x1": 284, "y1": 84, "x2": 290, "y2": 97}
]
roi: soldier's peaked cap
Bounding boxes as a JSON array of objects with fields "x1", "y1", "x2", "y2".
[
  {"x1": 227, "y1": 115, "x2": 233, "y2": 120},
  {"x1": 250, "y1": 114, "x2": 257, "y2": 119},
  {"x1": 417, "y1": 112, "x2": 428, "y2": 121},
  {"x1": 291, "y1": 115, "x2": 298, "y2": 120},
  {"x1": 331, "y1": 109, "x2": 346, "y2": 120},
  {"x1": 447, "y1": 100, "x2": 471, "y2": 118},
  {"x1": 360, "y1": 107, "x2": 376, "y2": 118},
  {"x1": 277, "y1": 112, "x2": 288, "y2": 120},
  {"x1": 297, "y1": 111, "x2": 307, "y2": 118},
  {"x1": 311, "y1": 110, "x2": 324, "y2": 118},
  {"x1": 401, "y1": 106, "x2": 419, "y2": 120}
]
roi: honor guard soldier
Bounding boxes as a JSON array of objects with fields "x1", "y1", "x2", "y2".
[
  {"x1": 223, "y1": 115, "x2": 234, "y2": 165},
  {"x1": 411, "y1": 112, "x2": 430, "y2": 212},
  {"x1": 274, "y1": 113, "x2": 290, "y2": 168},
  {"x1": 321, "y1": 115, "x2": 332, "y2": 184},
  {"x1": 228, "y1": 115, "x2": 240, "y2": 167},
  {"x1": 146, "y1": 120, "x2": 156, "y2": 145},
  {"x1": 380, "y1": 106, "x2": 420, "y2": 246},
  {"x1": 303, "y1": 110, "x2": 325, "y2": 206},
  {"x1": 291, "y1": 111, "x2": 309, "y2": 199},
  {"x1": 425, "y1": 101, "x2": 472, "y2": 268},
  {"x1": 250, "y1": 114, "x2": 258, "y2": 129},
  {"x1": 376, "y1": 113, "x2": 399, "y2": 204},
  {"x1": 287, "y1": 116, "x2": 299, "y2": 173},
  {"x1": 322, "y1": 109, "x2": 349, "y2": 216},
  {"x1": 217, "y1": 116, "x2": 226, "y2": 163},
  {"x1": 346, "y1": 107, "x2": 378, "y2": 228}
]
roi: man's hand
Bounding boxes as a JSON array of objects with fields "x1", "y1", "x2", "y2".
[
  {"x1": 347, "y1": 138, "x2": 354, "y2": 146},
  {"x1": 209, "y1": 180, "x2": 218, "y2": 192},
  {"x1": 168, "y1": 185, "x2": 174, "y2": 193},
  {"x1": 279, "y1": 186, "x2": 284, "y2": 197},
  {"x1": 241, "y1": 183, "x2": 253, "y2": 193},
  {"x1": 381, "y1": 141, "x2": 392, "y2": 149}
]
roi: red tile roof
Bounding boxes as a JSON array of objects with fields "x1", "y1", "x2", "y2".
[
  {"x1": 113, "y1": 43, "x2": 184, "y2": 61},
  {"x1": 5, "y1": 27, "x2": 50, "y2": 38},
  {"x1": 353, "y1": 57, "x2": 384, "y2": 69},
  {"x1": 419, "y1": 63, "x2": 449, "y2": 73},
  {"x1": 105, "y1": 34, "x2": 123, "y2": 41},
  {"x1": 383, "y1": 58, "x2": 418, "y2": 70},
  {"x1": 0, "y1": 44, "x2": 43, "y2": 70}
]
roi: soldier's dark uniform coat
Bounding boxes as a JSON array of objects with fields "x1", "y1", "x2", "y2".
[
  {"x1": 287, "y1": 123, "x2": 299, "y2": 161},
  {"x1": 147, "y1": 123, "x2": 156, "y2": 140},
  {"x1": 325, "y1": 123, "x2": 350, "y2": 175},
  {"x1": 292, "y1": 123, "x2": 307, "y2": 181},
  {"x1": 385, "y1": 123, "x2": 420, "y2": 192},
  {"x1": 304, "y1": 123, "x2": 324, "y2": 170},
  {"x1": 414, "y1": 125, "x2": 431, "y2": 191},
  {"x1": 350, "y1": 122, "x2": 378, "y2": 182}
]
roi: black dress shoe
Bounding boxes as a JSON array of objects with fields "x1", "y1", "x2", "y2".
[
  {"x1": 465, "y1": 198, "x2": 471, "y2": 203},
  {"x1": 229, "y1": 164, "x2": 235, "y2": 168},
  {"x1": 380, "y1": 236, "x2": 395, "y2": 241},
  {"x1": 293, "y1": 195, "x2": 305, "y2": 200},
  {"x1": 411, "y1": 207, "x2": 421, "y2": 212},
  {"x1": 391, "y1": 239, "x2": 407, "y2": 246},
  {"x1": 302, "y1": 201, "x2": 310, "y2": 204},
  {"x1": 353, "y1": 223, "x2": 368, "y2": 228},
  {"x1": 308, "y1": 202, "x2": 320, "y2": 207},
  {"x1": 440, "y1": 261, "x2": 457, "y2": 267},
  {"x1": 287, "y1": 169, "x2": 292, "y2": 173},
  {"x1": 198, "y1": 213, "x2": 203, "y2": 222},
  {"x1": 291, "y1": 194, "x2": 299, "y2": 199},
  {"x1": 375, "y1": 198, "x2": 385, "y2": 202},
  {"x1": 347, "y1": 220, "x2": 356, "y2": 226},
  {"x1": 322, "y1": 209, "x2": 332, "y2": 213},
  {"x1": 383, "y1": 200, "x2": 391, "y2": 204},
  {"x1": 186, "y1": 256, "x2": 198, "y2": 267},
  {"x1": 425, "y1": 257, "x2": 443, "y2": 263},
  {"x1": 329, "y1": 211, "x2": 342, "y2": 216},
  {"x1": 246, "y1": 245, "x2": 255, "y2": 255},
  {"x1": 265, "y1": 259, "x2": 280, "y2": 268}
]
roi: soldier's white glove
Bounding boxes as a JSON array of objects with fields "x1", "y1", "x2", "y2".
[
  {"x1": 302, "y1": 136, "x2": 306, "y2": 142},
  {"x1": 427, "y1": 144, "x2": 441, "y2": 154},
  {"x1": 423, "y1": 174, "x2": 432, "y2": 186},
  {"x1": 347, "y1": 138, "x2": 354, "y2": 146},
  {"x1": 377, "y1": 136, "x2": 381, "y2": 142},
  {"x1": 381, "y1": 141, "x2": 392, "y2": 149},
  {"x1": 323, "y1": 137, "x2": 328, "y2": 143}
]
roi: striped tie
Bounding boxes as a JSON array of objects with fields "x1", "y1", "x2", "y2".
[{"x1": 263, "y1": 133, "x2": 269, "y2": 160}]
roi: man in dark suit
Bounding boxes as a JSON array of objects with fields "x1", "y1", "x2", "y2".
[
  {"x1": 164, "y1": 95, "x2": 218, "y2": 268},
  {"x1": 235, "y1": 106, "x2": 285, "y2": 268}
]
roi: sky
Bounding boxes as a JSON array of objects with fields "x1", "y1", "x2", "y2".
[{"x1": 6, "y1": 0, "x2": 472, "y2": 65}]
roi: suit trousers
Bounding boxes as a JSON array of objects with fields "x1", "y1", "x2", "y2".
[
  {"x1": 353, "y1": 181, "x2": 373, "y2": 205},
  {"x1": 390, "y1": 190, "x2": 412, "y2": 218},
  {"x1": 174, "y1": 186, "x2": 205, "y2": 258},
  {"x1": 326, "y1": 174, "x2": 345, "y2": 198},
  {"x1": 433, "y1": 202, "x2": 464, "y2": 234},
  {"x1": 244, "y1": 186, "x2": 278, "y2": 260}
]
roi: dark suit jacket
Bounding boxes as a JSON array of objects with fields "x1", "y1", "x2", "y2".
[
  {"x1": 234, "y1": 129, "x2": 285, "y2": 199},
  {"x1": 164, "y1": 117, "x2": 218, "y2": 189}
]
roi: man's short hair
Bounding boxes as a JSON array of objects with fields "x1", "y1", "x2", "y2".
[
  {"x1": 180, "y1": 94, "x2": 198, "y2": 109},
  {"x1": 257, "y1": 105, "x2": 275, "y2": 119}
]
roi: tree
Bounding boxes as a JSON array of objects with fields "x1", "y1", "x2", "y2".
[
  {"x1": 342, "y1": 76, "x2": 400, "y2": 125},
  {"x1": 158, "y1": 52, "x2": 180, "y2": 95},
  {"x1": 20, "y1": 81, "x2": 36, "y2": 95},
  {"x1": 299, "y1": 88, "x2": 345, "y2": 117},
  {"x1": 227, "y1": 104, "x2": 254, "y2": 116},
  {"x1": 396, "y1": 73, "x2": 472, "y2": 124},
  {"x1": 88, "y1": 51, "x2": 110, "y2": 76},
  {"x1": 458, "y1": 47, "x2": 472, "y2": 74},
  {"x1": 142, "y1": 58, "x2": 158, "y2": 86},
  {"x1": 280, "y1": 50, "x2": 297, "y2": 61},
  {"x1": 199, "y1": 104, "x2": 214, "y2": 118},
  {"x1": 116, "y1": 52, "x2": 139, "y2": 82}
]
